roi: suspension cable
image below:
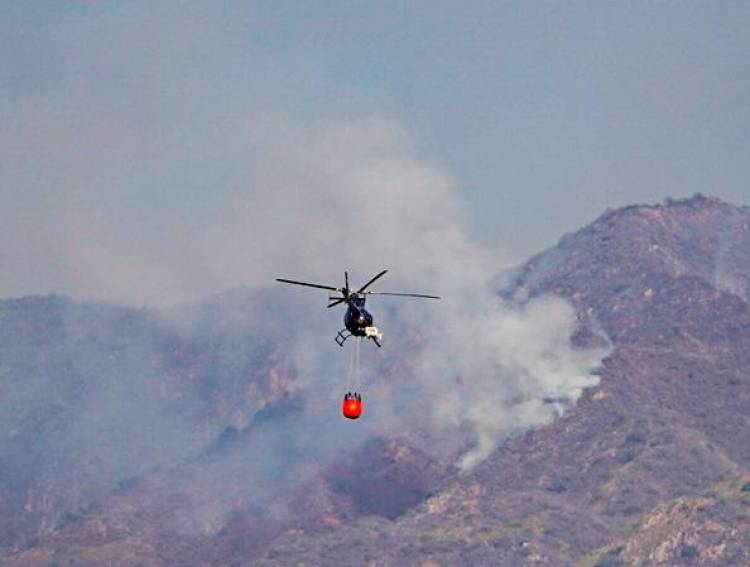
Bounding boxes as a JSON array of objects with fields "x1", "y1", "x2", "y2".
[
  {"x1": 353, "y1": 337, "x2": 361, "y2": 392},
  {"x1": 346, "y1": 337, "x2": 362, "y2": 393}
]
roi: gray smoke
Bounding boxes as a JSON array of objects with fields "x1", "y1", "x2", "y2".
[
  {"x1": 6, "y1": 101, "x2": 606, "y2": 478},
  {"x1": 0, "y1": 2, "x2": 607, "y2": 489},
  {"x1": 219, "y1": 117, "x2": 610, "y2": 470}
]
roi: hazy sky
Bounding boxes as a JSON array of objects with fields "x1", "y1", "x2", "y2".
[{"x1": 2, "y1": 2, "x2": 749, "y2": 304}]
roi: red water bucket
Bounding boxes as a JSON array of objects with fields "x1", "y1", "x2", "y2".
[{"x1": 342, "y1": 394, "x2": 363, "y2": 419}]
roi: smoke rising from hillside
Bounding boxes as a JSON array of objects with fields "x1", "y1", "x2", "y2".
[
  {"x1": 220, "y1": 118, "x2": 609, "y2": 470},
  {"x1": 0, "y1": 2, "x2": 607, "y2": 501},
  {"x1": 4, "y1": 102, "x2": 607, "y2": 476},
  {"x1": 3, "y1": 100, "x2": 607, "y2": 476}
]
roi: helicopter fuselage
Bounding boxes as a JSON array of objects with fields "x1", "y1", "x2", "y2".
[{"x1": 343, "y1": 296, "x2": 374, "y2": 336}]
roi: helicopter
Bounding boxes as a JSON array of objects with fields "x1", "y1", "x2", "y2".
[{"x1": 275, "y1": 269, "x2": 440, "y2": 348}]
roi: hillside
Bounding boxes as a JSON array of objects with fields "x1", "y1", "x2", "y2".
[
  {"x1": 2, "y1": 195, "x2": 750, "y2": 566},
  {"x1": 251, "y1": 195, "x2": 750, "y2": 566}
]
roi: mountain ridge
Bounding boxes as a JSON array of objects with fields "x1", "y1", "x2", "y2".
[
  {"x1": 2, "y1": 194, "x2": 750, "y2": 566},
  {"x1": 252, "y1": 195, "x2": 750, "y2": 565}
]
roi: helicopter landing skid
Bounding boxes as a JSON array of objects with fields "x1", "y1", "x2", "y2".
[
  {"x1": 335, "y1": 329, "x2": 351, "y2": 347},
  {"x1": 335, "y1": 328, "x2": 382, "y2": 348}
]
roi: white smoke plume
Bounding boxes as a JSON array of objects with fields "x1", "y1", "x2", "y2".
[
  {"x1": 216, "y1": 118, "x2": 609, "y2": 470},
  {"x1": 0, "y1": 5, "x2": 607, "y2": 473}
]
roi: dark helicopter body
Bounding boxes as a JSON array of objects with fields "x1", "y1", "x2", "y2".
[
  {"x1": 343, "y1": 296, "x2": 373, "y2": 336},
  {"x1": 276, "y1": 270, "x2": 439, "y2": 348}
]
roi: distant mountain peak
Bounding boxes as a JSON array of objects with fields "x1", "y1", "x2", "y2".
[
  {"x1": 514, "y1": 193, "x2": 749, "y2": 293},
  {"x1": 599, "y1": 193, "x2": 740, "y2": 221},
  {"x1": 589, "y1": 193, "x2": 744, "y2": 235}
]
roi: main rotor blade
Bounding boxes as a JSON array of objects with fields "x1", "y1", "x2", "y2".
[
  {"x1": 365, "y1": 291, "x2": 441, "y2": 299},
  {"x1": 357, "y1": 269, "x2": 388, "y2": 293},
  {"x1": 345, "y1": 271, "x2": 349, "y2": 292},
  {"x1": 327, "y1": 298, "x2": 346, "y2": 308},
  {"x1": 276, "y1": 278, "x2": 339, "y2": 292}
]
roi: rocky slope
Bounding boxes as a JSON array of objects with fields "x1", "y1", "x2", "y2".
[
  {"x1": 250, "y1": 195, "x2": 750, "y2": 566},
  {"x1": 0, "y1": 287, "x2": 453, "y2": 566},
  {"x1": 2, "y1": 194, "x2": 749, "y2": 566}
]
